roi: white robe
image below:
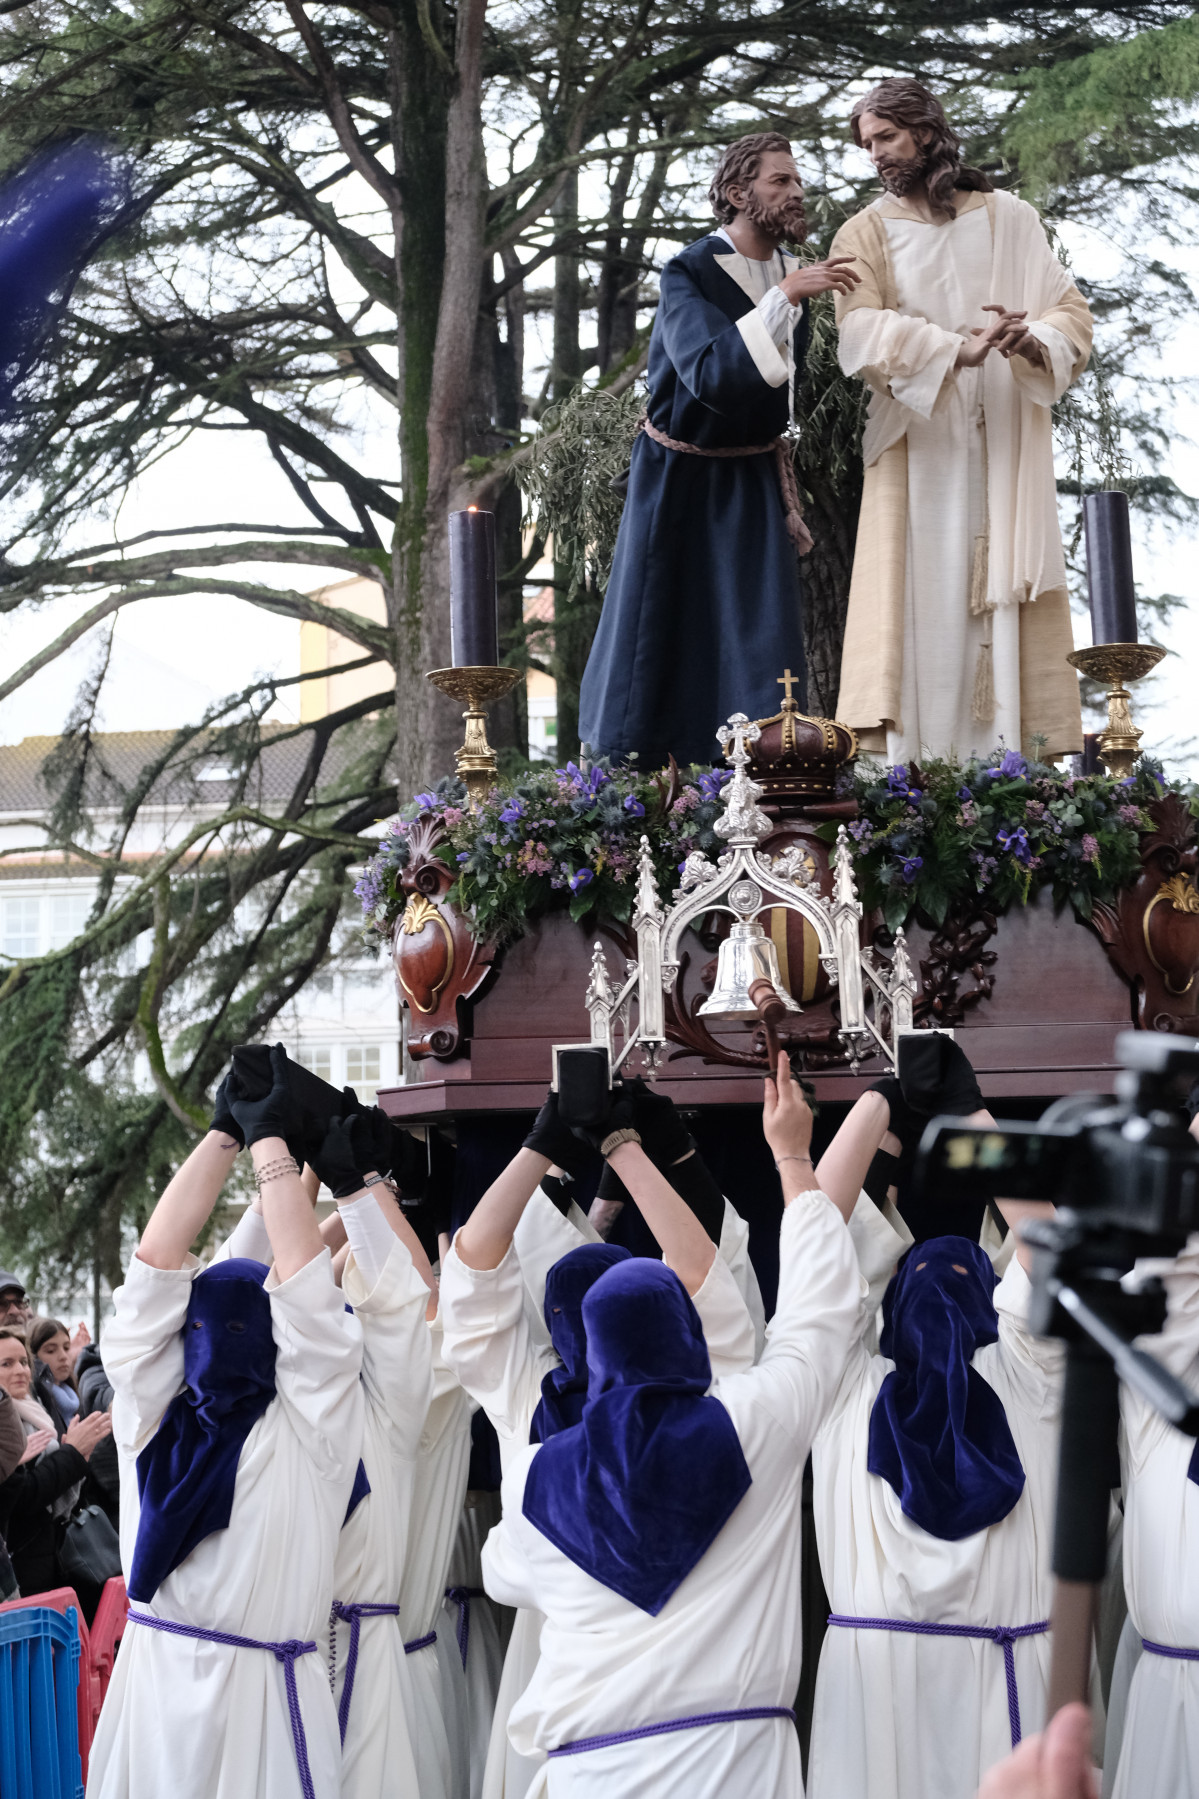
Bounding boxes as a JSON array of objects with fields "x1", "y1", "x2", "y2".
[
  {"x1": 441, "y1": 1186, "x2": 761, "y2": 1799},
  {"x1": 89, "y1": 1250, "x2": 363, "y2": 1799},
  {"x1": 328, "y1": 1240, "x2": 433, "y2": 1799},
  {"x1": 835, "y1": 192, "x2": 1085, "y2": 763},
  {"x1": 1108, "y1": 1233, "x2": 1199, "y2": 1799},
  {"x1": 807, "y1": 1209, "x2": 1065, "y2": 1799},
  {"x1": 401, "y1": 1314, "x2": 474, "y2": 1799},
  {"x1": 480, "y1": 1189, "x2": 860, "y2": 1797},
  {"x1": 442, "y1": 1492, "x2": 511, "y2": 1799}
]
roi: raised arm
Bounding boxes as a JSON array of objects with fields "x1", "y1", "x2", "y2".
[
  {"x1": 454, "y1": 1092, "x2": 590, "y2": 1272},
  {"x1": 136, "y1": 1130, "x2": 240, "y2": 1270},
  {"x1": 228, "y1": 1044, "x2": 323, "y2": 1283}
]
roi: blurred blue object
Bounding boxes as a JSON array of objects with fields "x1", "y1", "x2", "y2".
[{"x1": 0, "y1": 138, "x2": 130, "y2": 415}]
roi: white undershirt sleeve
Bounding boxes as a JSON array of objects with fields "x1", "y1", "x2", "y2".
[
  {"x1": 338, "y1": 1190, "x2": 396, "y2": 1292},
  {"x1": 220, "y1": 1205, "x2": 272, "y2": 1265}
]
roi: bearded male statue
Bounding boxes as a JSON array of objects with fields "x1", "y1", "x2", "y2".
[
  {"x1": 830, "y1": 79, "x2": 1090, "y2": 763},
  {"x1": 579, "y1": 132, "x2": 857, "y2": 770}
]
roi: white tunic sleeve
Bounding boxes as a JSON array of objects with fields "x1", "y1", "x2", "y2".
[
  {"x1": 102, "y1": 1252, "x2": 198, "y2": 1455},
  {"x1": 513, "y1": 1185, "x2": 599, "y2": 1315},
  {"x1": 267, "y1": 1248, "x2": 364, "y2": 1481},
  {"x1": 689, "y1": 1250, "x2": 756, "y2": 1378},
  {"x1": 1122, "y1": 1235, "x2": 1199, "y2": 1479},
  {"x1": 718, "y1": 1198, "x2": 767, "y2": 1360},
  {"x1": 343, "y1": 1236, "x2": 434, "y2": 1462},
  {"x1": 722, "y1": 1190, "x2": 860, "y2": 1446},
  {"x1": 481, "y1": 1445, "x2": 541, "y2": 1612},
  {"x1": 438, "y1": 1242, "x2": 555, "y2": 1450},
  {"x1": 839, "y1": 307, "x2": 960, "y2": 417}
]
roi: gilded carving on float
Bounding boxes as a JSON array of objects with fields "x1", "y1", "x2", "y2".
[
  {"x1": 396, "y1": 894, "x2": 456, "y2": 1013},
  {"x1": 1143, "y1": 873, "x2": 1199, "y2": 995}
]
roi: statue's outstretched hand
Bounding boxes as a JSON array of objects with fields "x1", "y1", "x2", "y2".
[{"x1": 780, "y1": 257, "x2": 860, "y2": 303}]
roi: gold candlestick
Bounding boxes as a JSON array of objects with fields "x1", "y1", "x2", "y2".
[
  {"x1": 1066, "y1": 643, "x2": 1165, "y2": 780},
  {"x1": 426, "y1": 665, "x2": 521, "y2": 808}
]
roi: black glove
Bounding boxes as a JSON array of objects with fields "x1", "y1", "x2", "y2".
[
  {"x1": 312, "y1": 1109, "x2": 394, "y2": 1200},
  {"x1": 597, "y1": 1160, "x2": 632, "y2": 1207},
  {"x1": 540, "y1": 1172, "x2": 575, "y2": 1218},
  {"x1": 341, "y1": 1085, "x2": 367, "y2": 1118},
  {"x1": 570, "y1": 1089, "x2": 639, "y2": 1156},
  {"x1": 619, "y1": 1078, "x2": 695, "y2": 1167},
  {"x1": 387, "y1": 1125, "x2": 428, "y2": 1198},
  {"x1": 523, "y1": 1091, "x2": 593, "y2": 1177},
  {"x1": 228, "y1": 1044, "x2": 297, "y2": 1150},
  {"x1": 897, "y1": 1033, "x2": 985, "y2": 1119},
  {"x1": 210, "y1": 1072, "x2": 244, "y2": 1149}
]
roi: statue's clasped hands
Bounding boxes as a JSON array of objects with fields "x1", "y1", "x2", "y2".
[
  {"x1": 956, "y1": 304, "x2": 1047, "y2": 370},
  {"x1": 779, "y1": 257, "x2": 861, "y2": 303}
]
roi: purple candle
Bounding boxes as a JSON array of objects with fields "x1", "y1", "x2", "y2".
[
  {"x1": 1084, "y1": 492, "x2": 1137, "y2": 645},
  {"x1": 449, "y1": 507, "x2": 498, "y2": 667}
]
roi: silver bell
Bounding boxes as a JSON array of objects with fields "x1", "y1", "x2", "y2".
[{"x1": 698, "y1": 919, "x2": 802, "y2": 1020}]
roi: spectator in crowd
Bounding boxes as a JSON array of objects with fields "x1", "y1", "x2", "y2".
[
  {"x1": 0, "y1": 1384, "x2": 27, "y2": 1599},
  {"x1": 0, "y1": 1271, "x2": 32, "y2": 1330},
  {"x1": 29, "y1": 1316, "x2": 81, "y2": 1430},
  {"x1": 74, "y1": 1336, "x2": 120, "y2": 1528},
  {"x1": 0, "y1": 1325, "x2": 112, "y2": 1598}
]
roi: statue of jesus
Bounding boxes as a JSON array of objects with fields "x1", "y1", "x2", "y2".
[{"x1": 830, "y1": 79, "x2": 1091, "y2": 764}]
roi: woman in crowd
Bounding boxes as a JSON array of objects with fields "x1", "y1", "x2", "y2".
[
  {"x1": 0, "y1": 1324, "x2": 112, "y2": 1600},
  {"x1": 29, "y1": 1315, "x2": 81, "y2": 1429}
]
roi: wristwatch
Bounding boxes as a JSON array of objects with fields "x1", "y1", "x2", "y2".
[{"x1": 600, "y1": 1127, "x2": 642, "y2": 1159}]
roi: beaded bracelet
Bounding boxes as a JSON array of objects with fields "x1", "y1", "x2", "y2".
[
  {"x1": 253, "y1": 1155, "x2": 300, "y2": 1192},
  {"x1": 774, "y1": 1155, "x2": 813, "y2": 1170}
]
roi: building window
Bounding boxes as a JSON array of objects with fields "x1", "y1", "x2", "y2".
[
  {"x1": 2, "y1": 896, "x2": 41, "y2": 959},
  {"x1": 345, "y1": 1046, "x2": 381, "y2": 1088},
  {"x1": 296, "y1": 1045, "x2": 333, "y2": 1082},
  {"x1": 49, "y1": 891, "x2": 94, "y2": 950}
]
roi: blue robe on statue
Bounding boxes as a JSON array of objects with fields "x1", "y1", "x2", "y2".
[{"x1": 579, "y1": 234, "x2": 810, "y2": 771}]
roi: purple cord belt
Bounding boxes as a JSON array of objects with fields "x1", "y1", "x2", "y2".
[
  {"x1": 404, "y1": 1629, "x2": 437, "y2": 1655},
  {"x1": 127, "y1": 1609, "x2": 319, "y2": 1799},
  {"x1": 1143, "y1": 1638, "x2": 1199, "y2": 1662},
  {"x1": 548, "y1": 1705, "x2": 795, "y2": 1759},
  {"x1": 445, "y1": 1586, "x2": 486, "y2": 1670},
  {"x1": 827, "y1": 1613, "x2": 1050, "y2": 1748},
  {"x1": 329, "y1": 1599, "x2": 400, "y2": 1745}
]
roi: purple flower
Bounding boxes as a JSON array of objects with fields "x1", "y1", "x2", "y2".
[
  {"x1": 997, "y1": 825, "x2": 1031, "y2": 863},
  {"x1": 900, "y1": 855, "x2": 923, "y2": 884},
  {"x1": 886, "y1": 765, "x2": 910, "y2": 794},
  {"x1": 623, "y1": 795, "x2": 646, "y2": 818},
  {"x1": 568, "y1": 867, "x2": 594, "y2": 892},
  {"x1": 697, "y1": 769, "x2": 731, "y2": 802},
  {"x1": 498, "y1": 796, "x2": 525, "y2": 825},
  {"x1": 848, "y1": 818, "x2": 873, "y2": 843},
  {"x1": 414, "y1": 790, "x2": 439, "y2": 811},
  {"x1": 1082, "y1": 833, "x2": 1100, "y2": 865},
  {"x1": 958, "y1": 787, "x2": 973, "y2": 802},
  {"x1": 987, "y1": 750, "x2": 1028, "y2": 781},
  {"x1": 1118, "y1": 804, "x2": 1143, "y2": 825}
]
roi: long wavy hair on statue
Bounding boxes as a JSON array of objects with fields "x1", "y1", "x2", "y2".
[
  {"x1": 0, "y1": 137, "x2": 133, "y2": 423},
  {"x1": 850, "y1": 79, "x2": 993, "y2": 226}
]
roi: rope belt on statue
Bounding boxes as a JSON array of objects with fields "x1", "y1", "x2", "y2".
[
  {"x1": 547, "y1": 1704, "x2": 795, "y2": 1759},
  {"x1": 445, "y1": 1585, "x2": 486, "y2": 1670},
  {"x1": 827, "y1": 1614, "x2": 1050, "y2": 1748},
  {"x1": 1142, "y1": 1638, "x2": 1199, "y2": 1663},
  {"x1": 638, "y1": 415, "x2": 809, "y2": 556},
  {"x1": 329, "y1": 1599, "x2": 401, "y2": 1745},
  {"x1": 404, "y1": 1629, "x2": 437, "y2": 1654},
  {"x1": 127, "y1": 1610, "x2": 319, "y2": 1799}
]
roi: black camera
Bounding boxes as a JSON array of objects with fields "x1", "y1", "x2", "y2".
[{"x1": 914, "y1": 1031, "x2": 1199, "y2": 1252}]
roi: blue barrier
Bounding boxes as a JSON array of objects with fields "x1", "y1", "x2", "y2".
[{"x1": 0, "y1": 1605, "x2": 84, "y2": 1799}]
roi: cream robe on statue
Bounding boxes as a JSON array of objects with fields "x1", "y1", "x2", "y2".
[
  {"x1": 807, "y1": 1204, "x2": 1066, "y2": 1799},
  {"x1": 480, "y1": 1190, "x2": 859, "y2": 1799},
  {"x1": 327, "y1": 1241, "x2": 433, "y2": 1799},
  {"x1": 831, "y1": 189, "x2": 1091, "y2": 763},
  {"x1": 440, "y1": 1184, "x2": 761, "y2": 1799},
  {"x1": 402, "y1": 1315, "x2": 474, "y2": 1799},
  {"x1": 89, "y1": 1251, "x2": 363, "y2": 1799},
  {"x1": 1108, "y1": 1234, "x2": 1199, "y2": 1799}
]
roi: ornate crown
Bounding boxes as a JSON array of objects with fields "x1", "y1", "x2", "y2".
[{"x1": 720, "y1": 668, "x2": 857, "y2": 807}]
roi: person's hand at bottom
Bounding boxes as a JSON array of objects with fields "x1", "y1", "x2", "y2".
[{"x1": 976, "y1": 1704, "x2": 1097, "y2": 1799}]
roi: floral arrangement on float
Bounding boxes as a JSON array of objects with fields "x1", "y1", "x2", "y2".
[
  {"x1": 356, "y1": 744, "x2": 1192, "y2": 946},
  {"x1": 356, "y1": 758, "x2": 732, "y2": 943},
  {"x1": 832, "y1": 747, "x2": 1176, "y2": 934}
]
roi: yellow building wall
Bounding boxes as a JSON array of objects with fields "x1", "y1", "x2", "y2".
[{"x1": 300, "y1": 576, "x2": 390, "y2": 722}]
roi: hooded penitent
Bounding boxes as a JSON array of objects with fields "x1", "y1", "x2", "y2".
[
  {"x1": 529, "y1": 1243, "x2": 632, "y2": 1444},
  {"x1": 522, "y1": 1259, "x2": 752, "y2": 1615},
  {"x1": 128, "y1": 1258, "x2": 277, "y2": 1603},
  {"x1": 867, "y1": 1236, "x2": 1026, "y2": 1541}
]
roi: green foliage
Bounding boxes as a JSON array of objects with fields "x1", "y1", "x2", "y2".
[
  {"x1": 824, "y1": 748, "x2": 1170, "y2": 935},
  {"x1": 358, "y1": 758, "x2": 732, "y2": 945},
  {"x1": 1004, "y1": 16, "x2": 1199, "y2": 198}
]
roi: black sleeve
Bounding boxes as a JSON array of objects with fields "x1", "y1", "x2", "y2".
[{"x1": 0, "y1": 1445, "x2": 89, "y2": 1527}]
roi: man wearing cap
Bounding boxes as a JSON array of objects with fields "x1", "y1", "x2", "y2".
[{"x1": 0, "y1": 1274, "x2": 31, "y2": 1330}]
